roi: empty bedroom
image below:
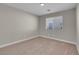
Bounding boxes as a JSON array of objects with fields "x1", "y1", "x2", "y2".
[{"x1": 0, "y1": 3, "x2": 79, "y2": 55}]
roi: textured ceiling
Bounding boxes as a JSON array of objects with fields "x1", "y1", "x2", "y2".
[{"x1": 5, "y1": 3, "x2": 76, "y2": 16}]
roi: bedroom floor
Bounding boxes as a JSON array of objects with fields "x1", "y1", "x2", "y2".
[{"x1": 0, "y1": 37, "x2": 78, "y2": 55}]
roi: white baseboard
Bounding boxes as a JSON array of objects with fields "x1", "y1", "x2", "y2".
[
  {"x1": 0, "y1": 35, "x2": 76, "y2": 48},
  {"x1": 39, "y1": 35, "x2": 76, "y2": 45},
  {"x1": 0, "y1": 35, "x2": 39, "y2": 48}
]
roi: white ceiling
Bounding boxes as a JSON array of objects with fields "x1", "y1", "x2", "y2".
[{"x1": 5, "y1": 3, "x2": 76, "y2": 16}]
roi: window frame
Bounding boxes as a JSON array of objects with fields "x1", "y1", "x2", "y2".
[{"x1": 46, "y1": 16, "x2": 63, "y2": 31}]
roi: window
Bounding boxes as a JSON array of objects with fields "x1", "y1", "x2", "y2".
[{"x1": 46, "y1": 16, "x2": 63, "y2": 31}]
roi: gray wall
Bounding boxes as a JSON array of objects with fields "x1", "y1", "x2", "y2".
[
  {"x1": 0, "y1": 4, "x2": 39, "y2": 45},
  {"x1": 39, "y1": 9, "x2": 76, "y2": 43},
  {"x1": 76, "y1": 4, "x2": 79, "y2": 52}
]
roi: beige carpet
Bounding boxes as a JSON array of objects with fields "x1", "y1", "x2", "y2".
[{"x1": 0, "y1": 37, "x2": 78, "y2": 55}]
